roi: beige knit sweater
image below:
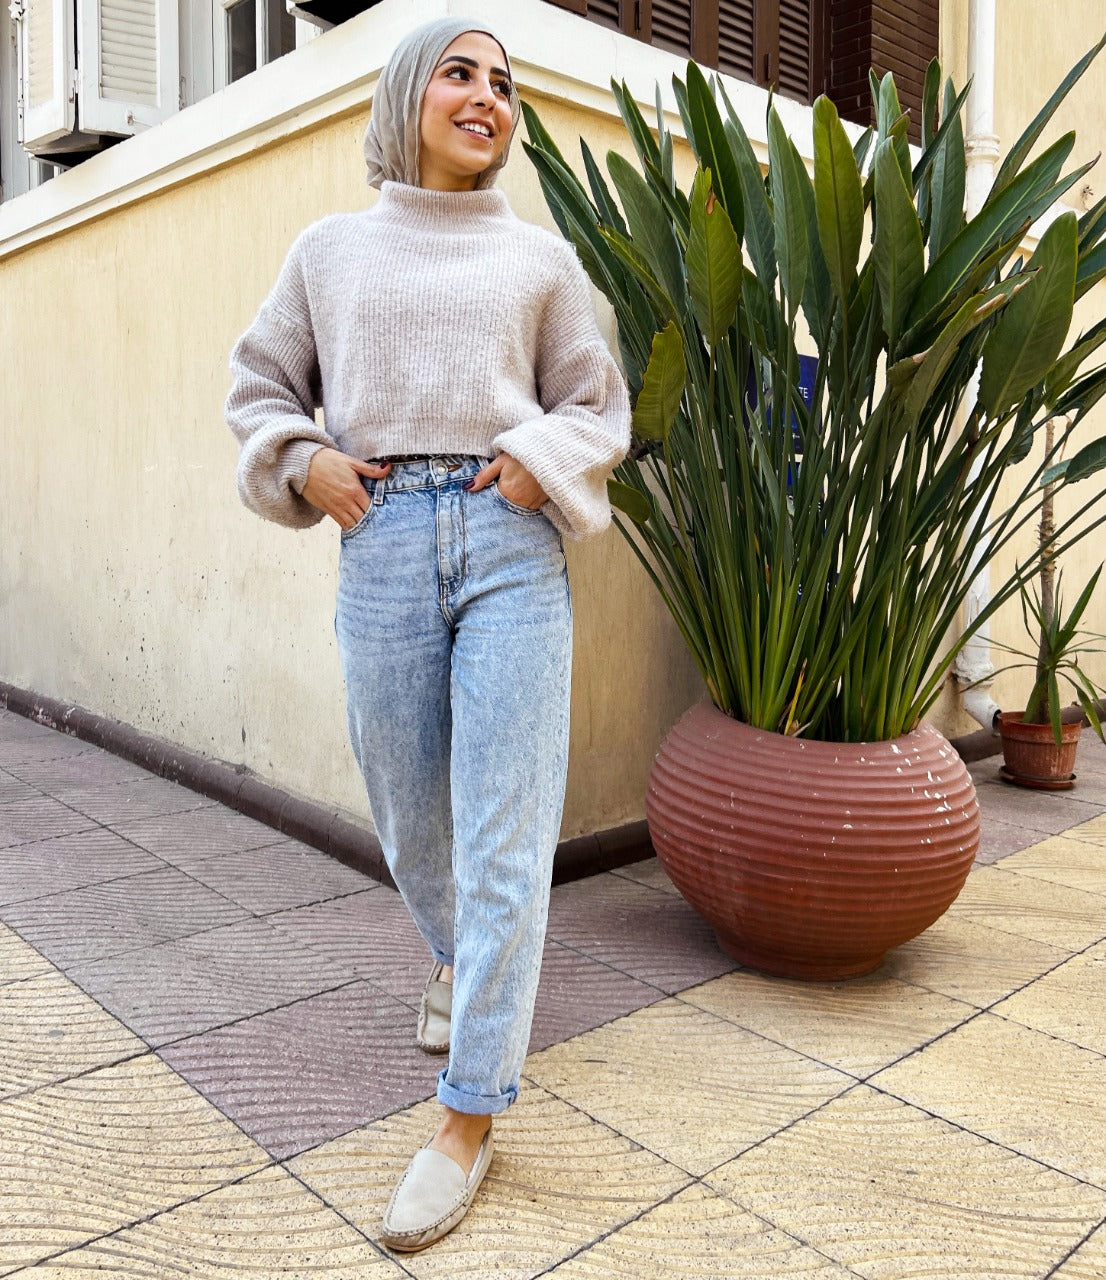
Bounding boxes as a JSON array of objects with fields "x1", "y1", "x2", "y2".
[{"x1": 226, "y1": 182, "x2": 630, "y2": 539}]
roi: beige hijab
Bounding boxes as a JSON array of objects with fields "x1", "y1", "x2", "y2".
[{"x1": 363, "y1": 17, "x2": 521, "y2": 191}]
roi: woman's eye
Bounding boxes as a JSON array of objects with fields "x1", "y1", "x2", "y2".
[
  {"x1": 495, "y1": 80, "x2": 513, "y2": 99},
  {"x1": 445, "y1": 65, "x2": 469, "y2": 80}
]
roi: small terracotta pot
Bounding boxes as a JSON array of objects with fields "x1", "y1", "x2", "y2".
[
  {"x1": 647, "y1": 703, "x2": 980, "y2": 981},
  {"x1": 999, "y1": 711, "x2": 1081, "y2": 789}
]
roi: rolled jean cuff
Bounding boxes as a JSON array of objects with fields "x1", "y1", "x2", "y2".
[{"x1": 437, "y1": 1072, "x2": 517, "y2": 1115}]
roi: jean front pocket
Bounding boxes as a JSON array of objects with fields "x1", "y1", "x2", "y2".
[
  {"x1": 340, "y1": 483, "x2": 378, "y2": 540},
  {"x1": 491, "y1": 481, "x2": 543, "y2": 518}
]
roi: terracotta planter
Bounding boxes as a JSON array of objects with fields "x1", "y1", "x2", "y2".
[
  {"x1": 999, "y1": 711, "x2": 1081, "y2": 789},
  {"x1": 647, "y1": 703, "x2": 980, "y2": 981}
]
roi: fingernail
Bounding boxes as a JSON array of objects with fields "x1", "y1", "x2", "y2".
[{"x1": 462, "y1": 479, "x2": 475, "y2": 490}]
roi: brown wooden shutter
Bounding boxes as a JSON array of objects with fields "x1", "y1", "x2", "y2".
[
  {"x1": 777, "y1": 0, "x2": 814, "y2": 100},
  {"x1": 587, "y1": 0, "x2": 622, "y2": 28},
  {"x1": 650, "y1": 0, "x2": 692, "y2": 55},
  {"x1": 717, "y1": 0, "x2": 756, "y2": 81}
]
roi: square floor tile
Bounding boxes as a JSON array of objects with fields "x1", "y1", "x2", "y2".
[
  {"x1": 185, "y1": 841, "x2": 373, "y2": 915},
  {"x1": 610, "y1": 858, "x2": 680, "y2": 896},
  {"x1": 0, "y1": 771, "x2": 40, "y2": 806},
  {"x1": 524, "y1": 999, "x2": 852, "y2": 1175},
  {"x1": 0, "y1": 728, "x2": 98, "y2": 767},
  {"x1": 159, "y1": 980, "x2": 437, "y2": 1159},
  {"x1": 271, "y1": 889, "x2": 432, "y2": 1009},
  {"x1": 0, "y1": 797, "x2": 97, "y2": 849},
  {"x1": 0, "y1": 971, "x2": 144, "y2": 1099},
  {"x1": 1052, "y1": 1223, "x2": 1106, "y2": 1278},
  {"x1": 995, "y1": 835, "x2": 1106, "y2": 897},
  {"x1": 288, "y1": 1086, "x2": 689, "y2": 1279},
  {"x1": 970, "y1": 773, "x2": 1103, "y2": 838},
  {"x1": 545, "y1": 1182, "x2": 857, "y2": 1278},
  {"x1": 0, "y1": 1053, "x2": 268, "y2": 1271},
  {"x1": 1065, "y1": 814, "x2": 1106, "y2": 845},
  {"x1": 17, "y1": 1164, "x2": 402, "y2": 1278},
  {"x1": 63, "y1": 775, "x2": 213, "y2": 826},
  {"x1": 545, "y1": 874, "x2": 735, "y2": 994},
  {"x1": 990, "y1": 941, "x2": 1106, "y2": 1055},
  {"x1": 0, "y1": 923, "x2": 53, "y2": 986},
  {"x1": 0, "y1": 828, "x2": 163, "y2": 907},
  {"x1": 879, "y1": 911, "x2": 1070, "y2": 1008},
  {"x1": 679, "y1": 969, "x2": 977, "y2": 1077},
  {"x1": 706, "y1": 1085, "x2": 1106, "y2": 1280},
  {"x1": 974, "y1": 815, "x2": 1046, "y2": 864},
  {"x1": 67, "y1": 916, "x2": 355, "y2": 1046},
  {"x1": 871, "y1": 1013, "x2": 1106, "y2": 1188},
  {"x1": 1, "y1": 866, "x2": 249, "y2": 968},
  {"x1": 945, "y1": 865, "x2": 1106, "y2": 951},
  {"x1": 529, "y1": 941, "x2": 660, "y2": 1052},
  {"x1": 5, "y1": 750, "x2": 153, "y2": 795},
  {"x1": 111, "y1": 806, "x2": 292, "y2": 873}
]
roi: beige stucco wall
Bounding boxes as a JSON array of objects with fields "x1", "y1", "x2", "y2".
[{"x1": 0, "y1": 96, "x2": 702, "y2": 837}]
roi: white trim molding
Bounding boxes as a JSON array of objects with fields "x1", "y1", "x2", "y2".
[{"x1": 0, "y1": 0, "x2": 812, "y2": 259}]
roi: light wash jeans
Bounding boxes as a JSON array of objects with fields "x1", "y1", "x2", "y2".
[{"x1": 335, "y1": 456, "x2": 572, "y2": 1115}]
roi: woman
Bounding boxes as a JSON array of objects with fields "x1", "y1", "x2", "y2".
[{"x1": 226, "y1": 16, "x2": 629, "y2": 1252}]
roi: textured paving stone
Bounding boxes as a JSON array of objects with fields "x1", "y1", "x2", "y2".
[
  {"x1": 545, "y1": 873, "x2": 735, "y2": 994},
  {"x1": 974, "y1": 814, "x2": 1047, "y2": 863},
  {"x1": 184, "y1": 841, "x2": 373, "y2": 915},
  {"x1": 680, "y1": 968, "x2": 978, "y2": 1077},
  {"x1": 946, "y1": 864, "x2": 1106, "y2": 951},
  {"x1": 525, "y1": 999, "x2": 852, "y2": 1176},
  {"x1": 0, "y1": 971, "x2": 145, "y2": 1099},
  {"x1": 879, "y1": 909, "x2": 1070, "y2": 1008},
  {"x1": 0, "y1": 1053, "x2": 268, "y2": 1271},
  {"x1": 871, "y1": 1013, "x2": 1106, "y2": 1188},
  {"x1": 12, "y1": 1165, "x2": 402, "y2": 1278},
  {"x1": 5, "y1": 750, "x2": 153, "y2": 794},
  {"x1": 1052, "y1": 1223, "x2": 1106, "y2": 1278},
  {"x1": 990, "y1": 941, "x2": 1106, "y2": 1055},
  {"x1": 270, "y1": 888, "x2": 432, "y2": 1009},
  {"x1": 706, "y1": 1085, "x2": 1106, "y2": 1280},
  {"x1": 61, "y1": 775, "x2": 215, "y2": 826},
  {"x1": 0, "y1": 922, "x2": 53, "y2": 987},
  {"x1": 67, "y1": 916, "x2": 355, "y2": 1046},
  {"x1": 971, "y1": 771, "x2": 1103, "y2": 838},
  {"x1": 0, "y1": 771, "x2": 40, "y2": 806},
  {"x1": 610, "y1": 857, "x2": 680, "y2": 896},
  {"x1": 996, "y1": 833, "x2": 1106, "y2": 896},
  {"x1": 0, "y1": 828, "x2": 162, "y2": 907},
  {"x1": 1, "y1": 866, "x2": 249, "y2": 968},
  {"x1": 288, "y1": 1087, "x2": 689, "y2": 1279},
  {"x1": 159, "y1": 980, "x2": 438, "y2": 1159},
  {"x1": 528, "y1": 941, "x2": 660, "y2": 1052},
  {"x1": 545, "y1": 1182, "x2": 858, "y2": 1278},
  {"x1": 110, "y1": 806, "x2": 294, "y2": 872},
  {"x1": 0, "y1": 796, "x2": 97, "y2": 849},
  {"x1": 0, "y1": 724, "x2": 98, "y2": 767}
]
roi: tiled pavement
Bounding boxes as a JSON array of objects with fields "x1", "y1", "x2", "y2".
[{"x1": 1, "y1": 705, "x2": 1105, "y2": 1278}]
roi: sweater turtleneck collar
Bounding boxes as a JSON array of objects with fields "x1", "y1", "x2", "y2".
[{"x1": 374, "y1": 180, "x2": 513, "y2": 231}]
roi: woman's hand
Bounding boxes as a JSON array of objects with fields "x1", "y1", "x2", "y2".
[
  {"x1": 302, "y1": 449, "x2": 392, "y2": 529},
  {"x1": 465, "y1": 454, "x2": 548, "y2": 510}
]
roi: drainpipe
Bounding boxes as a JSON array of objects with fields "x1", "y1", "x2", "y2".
[{"x1": 953, "y1": 0, "x2": 1003, "y2": 732}]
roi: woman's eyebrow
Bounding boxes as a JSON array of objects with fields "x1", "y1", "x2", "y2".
[{"x1": 436, "y1": 54, "x2": 511, "y2": 80}]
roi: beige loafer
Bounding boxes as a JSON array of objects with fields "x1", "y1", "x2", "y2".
[
  {"x1": 379, "y1": 1130, "x2": 493, "y2": 1252},
  {"x1": 416, "y1": 962, "x2": 451, "y2": 1054}
]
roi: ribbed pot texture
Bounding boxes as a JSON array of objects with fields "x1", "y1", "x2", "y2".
[
  {"x1": 999, "y1": 711, "x2": 1081, "y2": 786},
  {"x1": 647, "y1": 703, "x2": 980, "y2": 981}
]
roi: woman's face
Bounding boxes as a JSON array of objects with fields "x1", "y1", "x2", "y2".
[{"x1": 418, "y1": 32, "x2": 514, "y2": 192}]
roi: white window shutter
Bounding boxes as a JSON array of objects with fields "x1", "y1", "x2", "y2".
[
  {"x1": 15, "y1": 0, "x2": 77, "y2": 150},
  {"x1": 78, "y1": 0, "x2": 179, "y2": 135}
]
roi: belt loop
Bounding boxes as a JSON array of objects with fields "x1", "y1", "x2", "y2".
[{"x1": 372, "y1": 474, "x2": 386, "y2": 507}]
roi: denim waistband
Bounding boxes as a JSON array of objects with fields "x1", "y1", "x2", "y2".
[{"x1": 366, "y1": 454, "x2": 487, "y2": 494}]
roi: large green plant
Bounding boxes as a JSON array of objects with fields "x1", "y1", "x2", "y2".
[{"x1": 523, "y1": 40, "x2": 1106, "y2": 742}]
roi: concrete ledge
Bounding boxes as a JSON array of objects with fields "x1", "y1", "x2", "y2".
[{"x1": 0, "y1": 681, "x2": 652, "y2": 886}]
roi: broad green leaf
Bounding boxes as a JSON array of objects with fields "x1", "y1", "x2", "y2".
[
  {"x1": 687, "y1": 169, "x2": 743, "y2": 346},
  {"x1": 876, "y1": 73, "x2": 912, "y2": 186},
  {"x1": 632, "y1": 322, "x2": 686, "y2": 440},
  {"x1": 873, "y1": 139, "x2": 925, "y2": 352},
  {"x1": 685, "y1": 62, "x2": 745, "y2": 240},
  {"x1": 609, "y1": 79, "x2": 662, "y2": 173},
  {"x1": 606, "y1": 151, "x2": 686, "y2": 309},
  {"x1": 921, "y1": 59, "x2": 941, "y2": 152},
  {"x1": 1008, "y1": 395, "x2": 1039, "y2": 464},
  {"x1": 990, "y1": 30, "x2": 1106, "y2": 198},
  {"x1": 979, "y1": 212, "x2": 1078, "y2": 416},
  {"x1": 813, "y1": 96, "x2": 863, "y2": 303},
  {"x1": 1076, "y1": 239, "x2": 1106, "y2": 300},
  {"x1": 1045, "y1": 314, "x2": 1106, "y2": 402},
  {"x1": 723, "y1": 111, "x2": 777, "y2": 290},
  {"x1": 607, "y1": 479, "x2": 652, "y2": 524},
  {"x1": 927, "y1": 79, "x2": 966, "y2": 258},
  {"x1": 1078, "y1": 189, "x2": 1106, "y2": 252},
  {"x1": 1043, "y1": 435, "x2": 1106, "y2": 486},
  {"x1": 1054, "y1": 363, "x2": 1106, "y2": 420},
  {"x1": 768, "y1": 108, "x2": 809, "y2": 307},
  {"x1": 580, "y1": 139, "x2": 628, "y2": 236},
  {"x1": 907, "y1": 133, "x2": 1075, "y2": 334}
]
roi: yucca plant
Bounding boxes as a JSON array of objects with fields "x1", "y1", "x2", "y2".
[{"x1": 523, "y1": 37, "x2": 1106, "y2": 742}]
